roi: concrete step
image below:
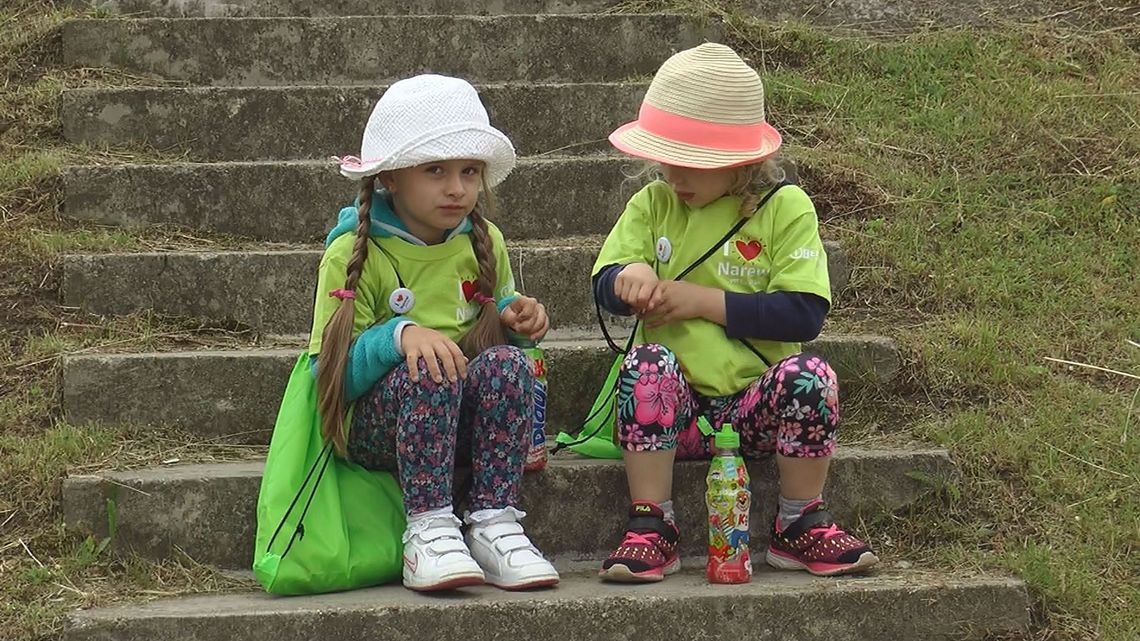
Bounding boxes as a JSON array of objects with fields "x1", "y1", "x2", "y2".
[
  {"x1": 60, "y1": 241, "x2": 849, "y2": 334},
  {"x1": 61, "y1": 83, "x2": 646, "y2": 160},
  {"x1": 61, "y1": 332, "x2": 899, "y2": 442},
  {"x1": 71, "y1": 0, "x2": 624, "y2": 17},
  {"x1": 64, "y1": 447, "x2": 950, "y2": 569},
  {"x1": 61, "y1": 15, "x2": 713, "y2": 85},
  {"x1": 69, "y1": 0, "x2": 1090, "y2": 29},
  {"x1": 63, "y1": 158, "x2": 639, "y2": 242},
  {"x1": 63, "y1": 569, "x2": 1029, "y2": 641}
]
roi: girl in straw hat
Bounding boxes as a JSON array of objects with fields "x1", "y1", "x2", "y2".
[
  {"x1": 589, "y1": 43, "x2": 879, "y2": 581},
  {"x1": 312, "y1": 74, "x2": 559, "y2": 592}
]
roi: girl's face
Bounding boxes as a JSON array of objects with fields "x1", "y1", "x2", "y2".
[
  {"x1": 659, "y1": 163, "x2": 739, "y2": 208},
  {"x1": 381, "y1": 159, "x2": 485, "y2": 244}
]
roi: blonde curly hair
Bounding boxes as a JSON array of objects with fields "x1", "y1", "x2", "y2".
[{"x1": 628, "y1": 156, "x2": 792, "y2": 218}]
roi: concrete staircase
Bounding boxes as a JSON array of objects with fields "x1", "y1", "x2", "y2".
[{"x1": 57, "y1": 1, "x2": 1030, "y2": 639}]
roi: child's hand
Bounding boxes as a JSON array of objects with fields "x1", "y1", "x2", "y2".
[
  {"x1": 614, "y1": 262, "x2": 659, "y2": 313},
  {"x1": 501, "y1": 296, "x2": 549, "y2": 341},
  {"x1": 643, "y1": 281, "x2": 724, "y2": 329},
  {"x1": 400, "y1": 326, "x2": 468, "y2": 383}
]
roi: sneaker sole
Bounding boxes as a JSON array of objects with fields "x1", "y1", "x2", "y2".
[
  {"x1": 599, "y1": 556, "x2": 681, "y2": 583},
  {"x1": 485, "y1": 575, "x2": 561, "y2": 591},
  {"x1": 765, "y1": 548, "x2": 881, "y2": 576},
  {"x1": 404, "y1": 573, "x2": 486, "y2": 592}
]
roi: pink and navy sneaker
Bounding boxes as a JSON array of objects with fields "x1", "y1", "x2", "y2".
[
  {"x1": 599, "y1": 501, "x2": 680, "y2": 583},
  {"x1": 766, "y1": 499, "x2": 880, "y2": 576}
]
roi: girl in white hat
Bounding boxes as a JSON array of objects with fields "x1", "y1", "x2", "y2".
[
  {"x1": 589, "y1": 43, "x2": 879, "y2": 581},
  {"x1": 312, "y1": 74, "x2": 559, "y2": 592}
]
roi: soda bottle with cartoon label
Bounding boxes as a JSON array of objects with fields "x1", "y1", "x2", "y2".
[
  {"x1": 520, "y1": 342, "x2": 547, "y2": 472},
  {"x1": 706, "y1": 423, "x2": 752, "y2": 583}
]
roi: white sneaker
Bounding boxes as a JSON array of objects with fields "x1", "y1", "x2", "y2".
[
  {"x1": 401, "y1": 512, "x2": 485, "y2": 592},
  {"x1": 465, "y1": 508, "x2": 560, "y2": 590}
]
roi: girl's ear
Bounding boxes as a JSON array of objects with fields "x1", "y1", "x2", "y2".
[{"x1": 377, "y1": 171, "x2": 396, "y2": 192}]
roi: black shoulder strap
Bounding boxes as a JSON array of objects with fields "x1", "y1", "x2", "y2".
[{"x1": 679, "y1": 181, "x2": 790, "y2": 278}]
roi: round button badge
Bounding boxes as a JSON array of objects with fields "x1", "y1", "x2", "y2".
[
  {"x1": 388, "y1": 287, "x2": 415, "y2": 314},
  {"x1": 656, "y1": 236, "x2": 673, "y2": 262}
]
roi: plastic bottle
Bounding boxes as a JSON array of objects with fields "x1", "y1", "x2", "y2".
[
  {"x1": 706, "y1": 423, "x2": 752, "y2": 583},
  {"x1": 520, "y1": 342, "x2": 547, "y2": 472}
]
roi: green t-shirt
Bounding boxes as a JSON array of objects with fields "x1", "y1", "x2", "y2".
[
  {"x1": 309, "y1": 222, "x2": 517, "y2": 355},
  {"x1": 592, "y1": 180, "x2": 831, "y2": 397}
]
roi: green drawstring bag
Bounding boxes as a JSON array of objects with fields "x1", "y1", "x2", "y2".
[
  {"x1": 554, "y1": 352, "x2": 624, "y2": 459},
  {"x1": 253, "y1": 353, "x2": 406, "y2": 595}
]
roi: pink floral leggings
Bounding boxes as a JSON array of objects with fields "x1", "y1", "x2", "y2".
[{"x1": 617, "y1": 344, "x2": 840, "y2": 459}]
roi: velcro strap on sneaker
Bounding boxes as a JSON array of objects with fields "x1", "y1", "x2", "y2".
[
  {"x1": 782, "y1": 509, "x2": 835, "y2": 539},
  {"x1": 426, "y1": 537, "x2": 470, "y2": 556},
  {"x1": 479, "y1": 521, "x2": 525, "y2": 539},
  {"x1": 480, "y1": 522, "x2": 539, "y2": 554},
  {"x1": 465, "y1": 506, "x2": 527, "y2": 525},
  {"x1": 419, "y1": 526, "x2": 464, "y2": 543},
  {"x1": 493, "y1": 534, "x2": 537, "y2": 555},
  {"x1": 628, "y1": 516, "x2": 677, "y2": 543}
]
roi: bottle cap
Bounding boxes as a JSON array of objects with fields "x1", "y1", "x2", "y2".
[{"x1": 715, "y1": 424, "x2": 740, "y2": 450}]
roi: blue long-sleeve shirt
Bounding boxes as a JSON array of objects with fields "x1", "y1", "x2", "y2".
[{"x1": 592, "y1": 263, "x2": 829, "y2": 343}]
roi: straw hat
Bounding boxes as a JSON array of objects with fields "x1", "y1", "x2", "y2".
[
  {"x1": 336, "y1": 74, "x2": 517, "y2": 186},
  {"x1": 609, "y1": 43, "x2": 782, "y2": 169}
]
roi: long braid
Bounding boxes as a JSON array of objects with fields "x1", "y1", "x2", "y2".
[
  {"x1": 457, "y1": 178, "x2": 507, "y2": 358},
  {"x1": 316, "y1": 175, "x2": 375, "y2": 455}
]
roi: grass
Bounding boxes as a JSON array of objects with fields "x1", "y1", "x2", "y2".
[
  {"x1": 2, "y1": 0, "x2": 1139, "y2": 639},
  {"x1": 1, "y1": 4, "x2": 256, "y2": 640},
  {"x1": 630, "y1": 1, "x2": 1138, "y2": 638},
  {"x1": 687, "y1": 9, "x2": 1139, "y2": 641}
]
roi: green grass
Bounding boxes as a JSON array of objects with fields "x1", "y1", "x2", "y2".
[
  {"x1": 2, "y1": 0, "x2": 1139, "y2": 639},
  {"x1": 1, "y1": 4, "x2": 258, "y2": 640},
  {"x1": 629, "y1": 3, "x2": 1138, "y2": 638},
  {"x1": 708, "y1": 15, "x2": 1139, "y2": 641}
]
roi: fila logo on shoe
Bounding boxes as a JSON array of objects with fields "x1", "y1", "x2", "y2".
[
  {"x1": 634, "y1": 504, "x2": 652, "y2": 514},
  {"x1": 404, "y1": 553, "x2": 418, "y2": 573}
]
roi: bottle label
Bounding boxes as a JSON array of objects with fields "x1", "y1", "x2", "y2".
[
  {"x1": 532, "y1": 379, "x2": 547, "y2": 447},
  {"x1": 707, "y1": 455, "x2": 752, "y2": 583},
  {"x1": 524, "y1": 347, "x2": 547, "y2": 470}
]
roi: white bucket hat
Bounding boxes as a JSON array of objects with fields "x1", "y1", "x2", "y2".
[
  {"x1": 336, "y1": 74, "x2": 517, "y2": 186},
  {"x1": 610, "y1": 43, "x2": 782, "y2": 169}
]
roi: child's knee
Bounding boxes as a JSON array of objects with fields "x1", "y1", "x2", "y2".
[
  {"x1": 767, "y1": 352, "x2": 840, "y2": 457},
  {"x1": 775, "y1": 353, "x2": 839, "y2": 397},
  {"x1": 489, "y1": 344, "x2": 531, "y2": 372},
  {"x1": 469, "y1": 345, "x2": 533, "y2": 383},
  {"x1": 618, "y1": 345, "x2": 686, "y2": 407},
  {"x1": 400, "y1": 358, "x2": 465, "y2": 397},
  {"x1": 620, "y1": 343, "x2": 679, "y2": 375}
]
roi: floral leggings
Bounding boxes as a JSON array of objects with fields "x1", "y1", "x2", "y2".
[
  {"x1": 617, "y1": 344, "x2": 840, "y2": 459},
  {"x1": 347, "y1": 345, "x2": 534, "y2": 515}
]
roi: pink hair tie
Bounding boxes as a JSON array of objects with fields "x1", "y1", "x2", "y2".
[
  {"x1": 329, "y1": 289, "x2": 356, "y2": 300},
  {"x1": 473, "y1": 292, "x2": 494, "y2": 305},
  {"x1": 330, "y1": 155, "x2": 385, "y2": 169}
]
